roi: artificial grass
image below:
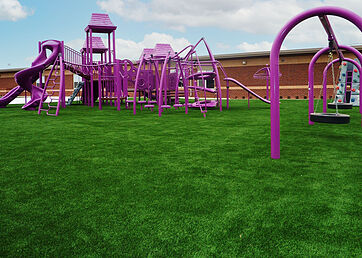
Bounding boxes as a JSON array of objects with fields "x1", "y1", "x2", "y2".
[{"x1": 0, "y1": 100, "x2": 361, "y2": 256}]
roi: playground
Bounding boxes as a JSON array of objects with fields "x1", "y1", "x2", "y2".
[{"x1": 0, "y1": 4, "x2": 361, "y2": 257}]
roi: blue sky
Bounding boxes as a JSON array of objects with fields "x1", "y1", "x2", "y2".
[{"x1": 1, "y1": 0, "x2": 361, "y2": 69}]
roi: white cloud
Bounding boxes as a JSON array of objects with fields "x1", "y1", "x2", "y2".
[
  {"x1": 216, "y1": 42, "x2": 231, "y2": 50},
  {"x1": 237, "y1": 41, "x2": 273, "y2": 52},
  {"x1": 97, "y1": 0, "x2": 362, "y2": 47},
  {"x1": 25, "y1": 55, "x2": 36, "y2": 65},
  {"x1": 65, "y1": 38, "x2": 84, "y2": 52},
  {"x1": 0, "y1": 0, "x2": 32, "y2": 21},
  {"x1": 97, "y1": 0, "x2": 361, "y2": 33},
  {"x1": 115, "y1": 32, "x2": 190, "y2": 60}
]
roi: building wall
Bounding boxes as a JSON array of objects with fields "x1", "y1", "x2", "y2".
[{"x1": 216, "y1": 51, "x2": 359, "y2": 100}]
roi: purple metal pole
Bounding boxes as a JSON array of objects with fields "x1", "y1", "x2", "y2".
[
  {"x1": 112, "y1": 31, "x2": 116, "y2": 63},
  {"x1": 115, "y1": 60, "x2": 121, "y2": 111},
  {"x1": 61, "y1": 41, "x2": 66, "y2": 108},
  {"x1": 90, "y1": 30, "x2": 94, "y2": 107},
  {"x1": 177, "y1": 59, "x2": 189, "y2": 114},
  {"x1": 133, "y1": 57, "x2": 145, "y2": 114},
  {"x1": 108, "y1": 33, "x2": 111, "y2": 64},
  {"x1": 38, "y1": 41, "x2": 43, "y2": 90},
  {"x1": 270, "y1": 6, "x2": 362, "y2": 159},
  {"x1": 226, "y1": 81, "x2": 229, "y2": 109},
  {"x1": 248, "y1": 92, "x2": 250, "y2": 109},
  {"x1": 201, "y1": 38, "x2": 223, "y2": 111},
  {"x1": 85, "y1": 32, "x2": 89, "y2": 106},
  {"x1": 98, "y1": 64, "x2": 102, "y2": 110},
  {"x1": 158, "y1": 53, "x2": 171, "y2": 117}
]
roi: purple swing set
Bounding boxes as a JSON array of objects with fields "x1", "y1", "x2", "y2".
[{"x1": 269, "y1": 6, "x2": 362, "y2": 159}]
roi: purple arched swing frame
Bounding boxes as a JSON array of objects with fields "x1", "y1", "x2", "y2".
[{"x1": 269, "y1": 6, "x2": 362, "y2": 159}]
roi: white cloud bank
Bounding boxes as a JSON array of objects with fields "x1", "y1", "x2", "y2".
[
  {"x1": 97, "y1": 0, "x2": 361, "y2": 33},
  {"x1": 0, "y1": 0, "x2": 31, "y2": 21},
  {"x1": 115, "y1": 32, "x2": 190, "y2": 60},
  {"x1": 97, "y1": 0, "x2": 362, "y2": 50}
]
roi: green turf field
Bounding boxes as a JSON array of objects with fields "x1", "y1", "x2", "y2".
[{"x1": 0, "y1": 100, "x2": 361, "y2": 256}]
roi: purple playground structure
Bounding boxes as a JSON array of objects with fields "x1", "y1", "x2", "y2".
[
  {"x1": 0, "y1": 13, "x2": 271, "y2": 117},
  {"x1": 269, "y1": 6, "x2": 362, "y2": 159},
  {"x1": 0, "y1": 7, "x2": 360, "y2": 159}
]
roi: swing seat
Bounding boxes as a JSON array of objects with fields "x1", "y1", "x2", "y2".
[
  {"x1": 173, "y1": 104, "x2": 183, "y2": 108},
  {"x1": 310, "y1": 113, "x2": 350, "y2": 124},
  {"x1": 327, "y1": 102, "x2": 353, "y2": 109},
  {"x1": 144, "y1": 104, "x2": 154, "y2": 108}
]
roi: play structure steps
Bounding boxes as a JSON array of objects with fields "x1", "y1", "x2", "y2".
[
  {"x1": 160, "y1": 105, "x2": 171, "y2": 109},
  {"x1": 66, "y1": 82, "x2": 84, "y2": 106}
]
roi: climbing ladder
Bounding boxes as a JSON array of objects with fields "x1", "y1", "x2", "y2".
[
  {"x1": 38, "y1": 54, "x2": 65, "y2": 116},
  {"x1": 333, "y1": 59, "x2": 360, "y2": 107}
]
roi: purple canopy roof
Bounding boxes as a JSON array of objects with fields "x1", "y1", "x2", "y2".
[
  {"x1": 81, "y1": 37, "x2": 108, "y2": 53},
  {"x1": 85, "y1": 13, "x2": 117, "y2": 33},
  {"x1": 139, "y1": 48, "x2": 154, "y2": 60},
  {"x1": 154, "y1": 44, "x2": 175, "y2": 58}
]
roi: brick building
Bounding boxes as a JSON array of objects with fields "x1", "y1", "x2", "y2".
[{"x1": 1, "y1": 46, "x2": 361, "y2": 101}]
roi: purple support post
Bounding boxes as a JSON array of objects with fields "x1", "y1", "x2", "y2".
[
  {"x1": 133, "y1": 57, "x2": 145, "y2": 115},
  {"x1": 226, "y1": 81, "x2": 229, "y2": 109},
  {"x1": 248, "y1": 92, "x2": 250, "y2": 109},
  {"x1": 38, "y1": 41, "x2": 43, "y2": 90},
  {"x1": 270, "y1": 6, "x2": 362, "y2": 159},
  {"x1": 98, "y1": 63, "x2": 102, "y2": 110},
  {"x1": 158, "y1": 53, "x2": 171, "y2": 117},
  {"x1": 90, "y1": 30, "x2": 94, "y2": 107},
  {"x1": 108, "y1": 33, "x2": 111, "y2": 65},
  {"x1": 85, "y1": 32, "x2": 89, "y2": 106},
  {"x1": 177, "y1": 59, "x2": 189, "y2": 114},
  {"x1": 202, "y1": 38, "x2": 223, "y2": 111},
  {"x1": 115, "y1": 60, "x2": 121, "y2": 111},
  {"x1": 112, "y1": 31, "x2": 116, "y2": 63},
  {"x1": 61, "y1": 41, "x2": 66, "y2": 108}
]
